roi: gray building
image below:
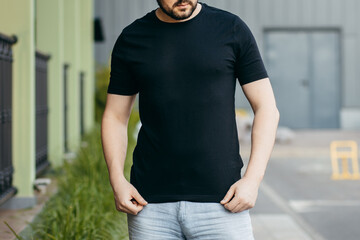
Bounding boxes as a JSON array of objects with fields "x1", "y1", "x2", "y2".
[{"x1": 95, "y1": 0, "x2": 360, "y2": 130}]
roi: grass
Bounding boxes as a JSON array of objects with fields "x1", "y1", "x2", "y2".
[{"x1": 13, "y1": 109, "x2": 140, "y2": 240}]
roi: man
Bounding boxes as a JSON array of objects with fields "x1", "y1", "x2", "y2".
[{"x1": 101, "y1": 0, "x2": 280, "y2": 239}]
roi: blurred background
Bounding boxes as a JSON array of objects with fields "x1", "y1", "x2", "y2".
[{"x1": 0, "y1": 0, "x2": 359, "y2": 239}]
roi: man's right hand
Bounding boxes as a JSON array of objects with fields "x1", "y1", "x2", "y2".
[{"x1": 112, "y1": 177, "x2": 148, "y2": 215}]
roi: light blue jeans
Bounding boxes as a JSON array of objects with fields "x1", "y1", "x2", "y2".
[{"x1": 127, "y1": 200, "x2": 255, "y2": 240}]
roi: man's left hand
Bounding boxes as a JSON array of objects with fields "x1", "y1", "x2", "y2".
[{"x1": 220, "y1": 176, "x2": 261, "y2": 213}]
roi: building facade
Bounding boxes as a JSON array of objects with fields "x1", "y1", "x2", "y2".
[
  {"x1": 0, "y1": 0, "x2": 95, "y2": 209},
  {"x1": 95, "y1": 0, "x2": 360, "y2": 130}
]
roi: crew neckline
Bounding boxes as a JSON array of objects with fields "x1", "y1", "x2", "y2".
[{"x1": 153, "y1": 2, "x2": 206, "y2": 25}]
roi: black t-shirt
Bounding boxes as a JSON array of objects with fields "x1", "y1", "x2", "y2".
[{"x1": 107, "y1": 2, "x2": 268, "y2": 203}]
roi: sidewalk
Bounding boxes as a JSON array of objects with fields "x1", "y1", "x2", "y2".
[
  {"x1": 1, "y1": 129, "x2": 359, "y2": 239},
  {"x1": 251, "y1": 181, "x2": 322, "y2": 240},
  {"x1": 0, "y1": 177, "x2": 58, "y2": 240},
  {"x1": 242, "y1": 129, "x2": 360, "y2": 240}
]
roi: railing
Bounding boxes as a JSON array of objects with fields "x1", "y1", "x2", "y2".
[
  {"x1": 35, "y1": 50, "x2": 51, "y2": 176},
  {"x1": 63, "y1": 63, "x2": 69, "y2": 153},
  {"x1": 0, "y1": 33, "x2": 18, "y2": 205},
  {"x1": 80, "y1": 71, "x2": 85, "y2": 138}
]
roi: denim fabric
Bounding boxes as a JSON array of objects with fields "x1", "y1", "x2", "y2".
[{"x1": 127, "y1": 201, "x2": 255, "y2": 240}]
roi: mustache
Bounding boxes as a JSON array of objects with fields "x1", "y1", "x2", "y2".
[{"x1": 173, "y1": 0, "x2": 193, "y2": 7}]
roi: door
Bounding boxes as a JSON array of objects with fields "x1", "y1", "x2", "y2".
[{"x1": 264, "y1": 30, "x2": 341, "y2": 129}]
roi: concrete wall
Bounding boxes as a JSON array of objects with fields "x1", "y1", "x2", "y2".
[
  {"x1": 207, "y1": 0, "x2": 360, "y2": 129},
  {"x1": 94, "y1": 0, "x2": 157, "y2": 66},
  {"x1": 94, "y1": 0, "x2": 360, "y2": 129}
]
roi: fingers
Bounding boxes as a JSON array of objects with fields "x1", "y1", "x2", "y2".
[
  {"x1": 220, "y1": 185, "x2": 235, "y2": 204},
  {"x1": 132, "y1": 189, "x2": 148, "y2": 206},
  {"x1": 116, "y1": 198, "x2": 144, "y2": 215},
  {"x1": 126, "y1": 189, "x2": 149, "y2": 215},
  {"x1": 224, "y1": 195, "x2": 239, "y2": 212},
  {"x1": 220, "y1": 185, "x2": 240, "y2": 212},
  {"x1": 124, "y1": 199, "x2": 145, "y2": 215},
  {"x1": 224, "y1": 194, "x2": 255, "y2": 213},
  {"x1": 233, "y1": 198, "x2": 254, "y2": 213},
  {"x1": 115, "y1": 188, "x2": 148, "y2": 215},
  {"x1": 220, "y1": 185, "x2": 254, "y2": 213},
  {"x1": 232, "y1": 201, "x2": 248, "y2": 213}
]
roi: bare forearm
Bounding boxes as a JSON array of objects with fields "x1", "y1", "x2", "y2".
[
  {"x1": 101, "y1": 115, "x2": 129, "y2": 188},
  {"x1": 243, "y1": 106, "x2": 280, "y2": 184}
]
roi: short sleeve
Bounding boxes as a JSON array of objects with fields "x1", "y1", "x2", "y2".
[
  {"x1": 233, "y1": 17, "x2": 268, "y2": 86},
  {"x1": 107, "y1": 33, "x2": 139, "y2": 95}
]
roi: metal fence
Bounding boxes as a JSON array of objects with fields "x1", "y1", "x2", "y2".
[
  {"x1": 0, "y1": 33, "x2": 17, "y2": 205},
  {"x1": 80, "y1": 71, "x2": 85, "y2": 138},
  {"x1": 63, "y1": 63, "x2": 69, "y2": 153},
  {"x1": 35, "y1": 50, "x2": 51, "y2": 176}
]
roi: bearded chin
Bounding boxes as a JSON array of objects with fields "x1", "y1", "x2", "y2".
[{"x1": 156, "y1": 0, "x2": 198, "y2": 20}]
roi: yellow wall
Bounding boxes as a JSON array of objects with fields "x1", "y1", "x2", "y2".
[
  {"x1": 0, "y1": 0, "x2": 94, "y2": 208},
  {"x1": 37, "y1": 0, "x2": 65, "y2": 167},
  {"x1": 0, "y1": 0, "x2": 36, "y2": 199}
]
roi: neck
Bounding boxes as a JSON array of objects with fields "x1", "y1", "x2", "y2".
[{"x1": 155, "y1": 3, "x2": 202, "y2": 23}]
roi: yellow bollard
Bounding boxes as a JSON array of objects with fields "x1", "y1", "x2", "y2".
[
  {"x1": 235, "y1": 108, "x2": 249, "y2": 117},
  {"x1": 330, "y1": 141, "x2": 360, "y2": 180}
]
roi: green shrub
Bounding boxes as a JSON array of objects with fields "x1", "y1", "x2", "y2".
[
  {"x1": 95, "y1": 64, "x2": 110, "y2": 123},
  {"x1": 17, "y1": 110, "x2": 140, "y2": 240}
]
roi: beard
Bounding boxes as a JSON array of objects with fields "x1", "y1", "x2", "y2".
[{"x1": 156, "y1": 0, "x2": 198, "y2": 20}]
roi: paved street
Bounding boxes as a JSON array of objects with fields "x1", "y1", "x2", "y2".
[
  {"x1": 1, "y1": 130, "x2": 359, "y2": 240},
  {"x1": 241, "y1": 130, "x2": 360, "y2": 240}
]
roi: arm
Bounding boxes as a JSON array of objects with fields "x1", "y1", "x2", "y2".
[
  {"x1": 101, "y1": 93, "x2": 148, "y2": 215},
  {"x1": 101, "y1": 93, "x2": 134, "y2": 184},
  {"x1": 242, "y1": 77, "x2": 280, "y2": 183},
  {"x1": 220, "y1": 77, "x2": 280, "y2": 212}
]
